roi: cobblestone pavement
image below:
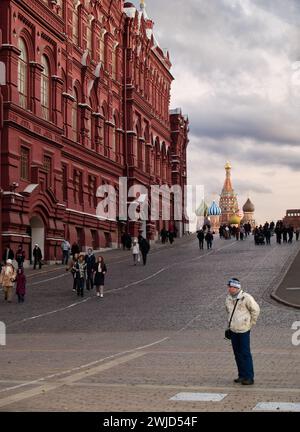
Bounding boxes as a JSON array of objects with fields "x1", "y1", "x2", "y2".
[{"x1": 0, "y1": 234, "x2": 299, "y2": 412}]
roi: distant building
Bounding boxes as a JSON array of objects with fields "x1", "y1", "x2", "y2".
[
  {"x1": 283, "y1": 210, "x2": 300, "y2": 229},
  {"x1": 219, "y1": 162, "x2": 239, "y2": 224}
]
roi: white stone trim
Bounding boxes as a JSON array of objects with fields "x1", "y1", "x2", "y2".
[{"x1": 1, "y1": 233, "x2": 31, "y2": 238}]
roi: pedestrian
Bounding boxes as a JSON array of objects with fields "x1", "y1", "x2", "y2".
[
  {"x1": 296, "y1": 229, "x2": 300, "y2": 241},
  {"x1": 265, "y1": 228, "x2": 271, "y2": 245},
  {"x1": 61, "y1": 239, "x2": 71, "y2": 265},
  {"x1": 16, "y1": 267, "x2": 26, "y2": 303},
  {"x1": 85, "y1": 248, "x2": 95, "y2": 290},
  {"x1": 0, "y1": 259, "x2": 17, "y2": 303},
  {"x1": 71, "y1": 242, "x2": 80, "y2": 258},
  {"x1": 168, "y1": 231, "x2": 175, "y2": 244},
  {"x1": 288, "y1": 226, "x2": 294, "y2": 244},
  {"x1": 205, "y1": 230, "x2": 213, "y2": 249},
  {"x1": 125, "y1": 233, "x2": 132, "y2": 251},
  {"x1": 197, "y1": 229, "x2": 204, "y2": 249},
  {"x1": 225, "y1": 278, "x2": 260, "y2": 385},
  {"x1": 240, "y1": 226, "x2": 245, "y2": 241},
  {"x1": 93, "y1": 256, "x2": 107, "y2": 298},
  {"x1": 132, "y1": 238, "x2": 140, "y2": 265},
  {"x1": 73, "y1": 253, "x2": 86, "y2": 297},
  {"x1": 15, "y1": 244, "x2": 25, "y2": 268},
  {"x1": 160, "y1": 228, "x2": 167, "y2": 244},
  {"x1": 66, "y1": 253, "x2": 79, "y2": 292},
  {"x1": 121, "y1": 232, "x2": 127, "y2": 250},
  {"x1": 2, "y1": 244, "x2": 14, "y2": 264},
  {"x1": 138, "y1": 235, "x2": 150, "y2": 265},
  {"x1": 33, "y1": 244, "x2": 42, "y2": 269}
]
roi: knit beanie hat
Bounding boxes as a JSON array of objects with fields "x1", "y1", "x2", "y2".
[{"x1": 227, "y1": 278, "x2": 241, "y2": 289}]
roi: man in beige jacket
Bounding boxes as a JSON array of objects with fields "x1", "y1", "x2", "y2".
[
  {"x1": 225, "y1": 278, "x2": 260, "y2": 385},
  {"x1": 0, "y1": 259, "x2": 17, "y2": 303}
]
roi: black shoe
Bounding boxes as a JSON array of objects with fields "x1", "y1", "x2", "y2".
[
  {"x1": 234, "y1": 378, "x2": 244, "y2": 383},
  {"x1": 241, "y1": 379, "x2": 254, "y2": 385}
]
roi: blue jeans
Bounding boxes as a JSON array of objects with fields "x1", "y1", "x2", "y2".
[{"x1": 231, "y1": 330, "x2": 254, "y2": 380}]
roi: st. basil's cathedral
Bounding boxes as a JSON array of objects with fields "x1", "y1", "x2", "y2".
[{"x1": 196, "y1": 162, "x2": 256, "y2": 232}]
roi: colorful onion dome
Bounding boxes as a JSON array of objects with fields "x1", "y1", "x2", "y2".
[
  {"x1": 208, "y1": 201, "x2": 222, "y2": 216},
  {"x1": 229, "y1": 214, "x2": 241, "y2": 225},
  {"x1": 195, "y1": 200, "x2": 208, "y2": 217},
  {"x1": 243, "y1": 198, "x2": 255, "y2": 213}
]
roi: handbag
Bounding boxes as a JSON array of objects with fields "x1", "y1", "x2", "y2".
[{"x1": 225, "y1": 299, "x2": 239, "y2": 340}]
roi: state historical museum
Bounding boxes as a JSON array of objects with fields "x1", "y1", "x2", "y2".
[{"x1": 0, "y1": 0, "x2": 189, "y2": 263}]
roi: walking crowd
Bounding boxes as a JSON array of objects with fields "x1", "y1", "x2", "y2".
[{"x1": 196, "y1": 220, "x2": 300, "y2": 249}]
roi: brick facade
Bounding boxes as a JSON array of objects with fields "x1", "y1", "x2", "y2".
[{"x1": 0, "y1": 0, "x2": 188, "y2": 263}]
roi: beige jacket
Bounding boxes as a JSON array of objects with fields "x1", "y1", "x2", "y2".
[
  {"x1": 0, "y1": 265, "x2": 17, "y2": 287},
  {"x1": 225, "y1": 290, "x2": 260, "y2": 333}
]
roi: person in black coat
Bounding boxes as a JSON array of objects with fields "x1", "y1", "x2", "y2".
[
  {"x1": 71, "y1": 242, "x2": 80, "y2": 258},
  {"x1": 197, "y1": 230, "x2": 204, "y2": 249},
  {"x1": 85, "y1": 248, "x2": 96, "y2": 290},
  {"x1": 125, "y1": 233, "x2": 132, "y2": 251},
  {"x1": 205, "y1": 230, "x2": 213, "y2": 249},
  {"x1": 33, "y1": 244, "x2": 42, "y2": 269},
  {"x1": 15, "y1": 244, "x2": 26, "y2": 268},
  {"x1": 138, "y1": 235, "x2": 150, "y2": 265},
  {"x1": 93, "y1": 256, "x2": 107, "y2": 298},
  {"x1": 2, "y1": 245, "x2": 14, "y2": 264}
]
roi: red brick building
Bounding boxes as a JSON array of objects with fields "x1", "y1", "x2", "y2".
[
  {"x1": 0, "y1": 0, "x2": 188, "y2": 264},
  {"x1": 283, "y1": 210, "x2": 300, "y2": 230}
]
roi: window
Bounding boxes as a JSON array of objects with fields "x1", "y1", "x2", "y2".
[
  {"x1": 112, "y1": 44, "x2": 117, "y2": 81},
  {"x1": 112, "y1": 116, "x2": 116, "y2": 155},
  {"x1": 87, "y1": 16, "x2": 93, "y2": 55},
  {"x1": 62, "y1": 164, "x2": 68, "y2": 202},
  {"x1": 18, "y1": 38, "x2": 28, "y2": 109},
  {"x1": 20, "y1": 147, "x2": 30, "y2": 180},
  {"x1": 99, "y1": 30, "x2": 105, "y2": 66},
  {"x1": 73, "y1": 7, "x2": 79, "y2": 45},
  {"x1": 72, "y1": 88, "x2": 78, "y2": 141},
  {"x1": 41, "y1": 55, "x2": 50, "y2": 120},
  {"x1": 43, "y1": 155, "x2": 52, "y2": 186}
]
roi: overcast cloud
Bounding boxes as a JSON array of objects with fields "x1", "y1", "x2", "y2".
[{"x1": 132, "y1": 0, "x2": 300, "y2": 224}]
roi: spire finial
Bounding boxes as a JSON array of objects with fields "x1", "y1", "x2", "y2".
[{"x1": 140, "y1": 0, "x2": 145, "y2": 9}]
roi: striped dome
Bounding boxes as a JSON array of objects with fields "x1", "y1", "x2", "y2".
[{"x1": 208, "y1": 201, "x2": 221, "y2": 216}]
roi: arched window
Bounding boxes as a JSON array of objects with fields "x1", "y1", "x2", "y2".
[
  {"x1": 72, "y1": 88, "x2": 78, "y2": 142},
  {"x1": 18, "y1": 38, "x2": 28, "y2": 109},
  {"x1": 41, "y1": 55, "x2": 50, "y2": 120}
]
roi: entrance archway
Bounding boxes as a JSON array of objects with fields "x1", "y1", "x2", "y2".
[{"x1": 30, "y1": 216, "x2": 45, "y2": 261}]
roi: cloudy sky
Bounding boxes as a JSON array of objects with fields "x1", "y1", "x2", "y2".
[{"x1": 133, "y1": 0, "x2": 300, "y2": 225}]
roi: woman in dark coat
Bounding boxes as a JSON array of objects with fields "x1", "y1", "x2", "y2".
[
  {"x1": 16, "y1": 267, "x2": 26, "y2": 303},
  {"x1": 93, "y1": 256, "x2": 107, "y2": 298}
]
